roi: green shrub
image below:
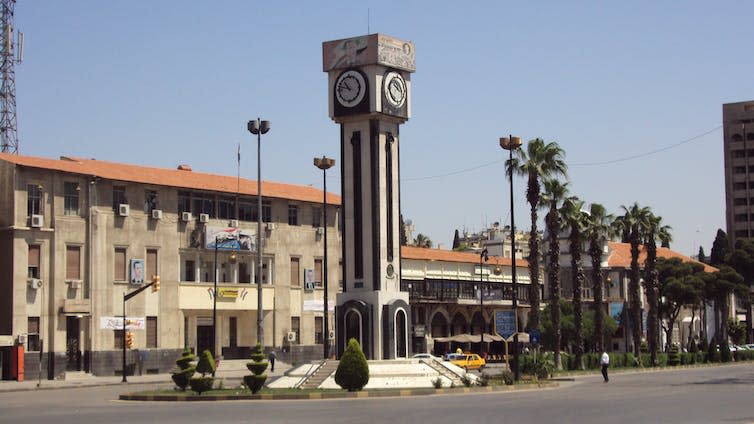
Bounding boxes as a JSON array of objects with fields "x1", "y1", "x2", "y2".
[
  {"x1": 657, "y1": 353, "x2": 668, "y2": 367},
  {"x1": 707, "y1": 344, "x2": 721, "y2": 363},
  {"x1": 189, "y1": 376, "x2": 214, "y2": 395},
  {"x1": 478, "y1": 374, "x2": 489, "y2": 386},
  {"x1": 335, "y1": 338, "x2": 370, "y2": 391},
  {"x1": 501, "y1": 370, "x2": 514, "y2": 385},
  {"x1": 460, "y1": 374, "x2": 472, "y2": 387},
  {"x1": 171, "y1": 348, "x2": 196, "y2": 391},
  {"x1": 189, "y1": 350, "x2": 216, "y2": 394},
  {"x1": 431, "y1": 377, "x2": 443, "y2": 388},
  {"x1": 720, "y1": 343, "x2": 732, "y2": 363},
  {"x1": 668, "y1": 346, "x2": 680, "y2": 366},
  {"x1": 243, "y1": 375, "x2": 266, "y2": 393},
  {"x1": 639, "y1": 353, "x2": 652, "y2": 367},
  {"x1": 245, "y1": 343, "x2": 268, "y2": 394},
  {"x1": 695, "y1": 351, "x2": 706, "y2": 363}
]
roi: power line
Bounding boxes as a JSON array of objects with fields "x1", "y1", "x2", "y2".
[{"x1": 403, "y1": 124, "x2": 722, "y2": 181}]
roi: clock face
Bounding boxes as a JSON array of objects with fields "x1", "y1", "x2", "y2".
[
  {"x1": 383, "y1": 71, "x2": 407, "y2": 108},
  {"x1": 335, "y1": 70, "x2": 367, "y2": 108}
]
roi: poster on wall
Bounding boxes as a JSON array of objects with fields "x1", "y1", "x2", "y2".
[
  {"x1": 130, "y1": 259, "x2": 145, "y2": 285},
  {"x1": 205, "y1": 226, "x2": 255, "y2": 251},
  {"x1": 100, "y1": 316, "x2": 145, "y2": 330}
]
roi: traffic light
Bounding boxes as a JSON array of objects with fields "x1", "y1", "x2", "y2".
[
  {"x1": 152, "y1": 274, "x2": 160, "y2": 292},
  {"x1": 125, "y1": 331, "x2": 134, "y2": 349}
]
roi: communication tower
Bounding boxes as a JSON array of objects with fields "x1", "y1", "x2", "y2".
[{"x1": 0, "y1": 0, "x2": 22, "y2": 154}]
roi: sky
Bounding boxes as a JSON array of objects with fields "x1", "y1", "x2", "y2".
[{"x1": 12, "y1": 1, "x2": 754, "y2": 257}]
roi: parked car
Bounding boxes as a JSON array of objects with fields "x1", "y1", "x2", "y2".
[
  {"x1": 412, "y1": 353, "x2": 440, "y2": 360},
  {"x1": 450, "y1": 353, "x2": 486, "y2": 371}
]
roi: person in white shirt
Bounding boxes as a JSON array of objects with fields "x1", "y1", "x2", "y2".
[{"x1": 600, "y1": 351, "x2": 610, "y2": 382}]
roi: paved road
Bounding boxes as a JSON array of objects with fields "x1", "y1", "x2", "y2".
[{"x1": 2, "y1": 363, "x2": 753, "y2": 424}]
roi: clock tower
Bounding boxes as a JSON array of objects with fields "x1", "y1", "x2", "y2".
[{"x1": 323, "y1": 34, "x2": 415, "y2": 359}]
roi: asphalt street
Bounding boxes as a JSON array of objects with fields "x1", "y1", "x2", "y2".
[{"x1": 2, "y1": 363, "x2": 753, "y2": 424}]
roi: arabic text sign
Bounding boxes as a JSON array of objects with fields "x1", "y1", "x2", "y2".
[
  {"x1": 495, "y1": 310, "x2": 516, "y2": 339},
  {"x1": 100, "y1": 316, "x2": 145, "y2": 330}
]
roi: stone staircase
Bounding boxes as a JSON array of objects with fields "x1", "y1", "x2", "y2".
[
  {"x1": 421, "y1": 359, "x2": 464, "y2": 387},
  {"x1": 298, "y1": 360, "x2": 339, "y2": 389}
]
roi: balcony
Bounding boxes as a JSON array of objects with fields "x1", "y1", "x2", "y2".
[{"x1": 401, "y1": 279, "x2": 530, "y2": 305}]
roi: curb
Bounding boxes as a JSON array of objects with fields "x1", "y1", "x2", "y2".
[{"x1": 119, "y1": 382, "x2": 559, "y2": 401}]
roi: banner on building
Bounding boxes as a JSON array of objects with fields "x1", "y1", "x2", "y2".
[
  {"x1": 205, "y1": 226, "x2": 255, "y2": 251},
  {"x1": 610, "y1": 302, "x2": 624, "y2": 324},
  {"x1": 130, "y1": 259, "x2": 145, "y2": 285},
  {"x1": 303, "y1": 299, "x2": 335, "y2": 312},
  {"x1": 100, "y1": 316, "x2": 145, "y2": 330}
]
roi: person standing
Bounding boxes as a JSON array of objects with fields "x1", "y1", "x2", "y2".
[
  {"x1": 600, "y1": 351, "x2": 610, "y2": 382},
  {"x1": 268, "y1": 350, "x2": 277, "y2": 372}
]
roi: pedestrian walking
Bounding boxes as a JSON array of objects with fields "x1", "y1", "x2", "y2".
[
  {"x1": 600, "y1": 351, "x2": 610, "y2": 382},
  {"x1": 268, "y1": 350, "x2": 277, "y2": 372}
]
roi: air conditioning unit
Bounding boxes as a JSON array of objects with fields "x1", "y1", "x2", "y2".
[
  {"x1": 69, "y1": 280, "x2": 81, "y2": 289},
  {"x1": 328, "y1": 329, "x2": 335, "y2": 340},
  {"x1": 266, "y1": 222, "x2": 275, "y2": 231},
  {"x1": 118, "y1": 204, "x2": 130, "y2": 217},
  {"x1": 181, "y1": 211, "x2": 192, "y2": 222},
  {"x1": 199, "y1": 213, "x2": 210, "y2": 223},
  {"x1": 30, "y1": 214, "x2": 44, "y2": 228},
  {"x1": 27, "y1": 278, "x2": 42, "y2": 289},
  {"x1": 17, "y1": 334, "x2": 26, "y2": 344},
  {"x1": 316, "y1": 227, "x2": 324, "y2": 235},
  {"x1": 151, "y1": 209, "x2": 163, "y2": 220},
  {"x1": 230, "y1": 219, "x2": 239, "y2": 228},
  {"x1": 286, "y1": 331, "x2": 296, "y2": 342}
]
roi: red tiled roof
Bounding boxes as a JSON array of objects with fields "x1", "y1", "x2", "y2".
[
  {"x1": 607, "y1": 241, "x2": 717, "y2": 273},
  {"x1": 0, "y1": 153, "x2": 341, "y2": 205},
  {"x1": 401, "y1": 246, "x2": 530, "y2": 269}
]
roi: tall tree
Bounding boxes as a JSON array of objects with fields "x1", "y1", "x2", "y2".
[
  {"x1": 561, "y1": 196, "x2": 588, "y2": 369},
  {"x1": 728, "y1": 238, "x2": 754, "y2": 343},
  {"x1": 452, "y1": 229, "x2": 460, "y2": 250},
  {"x1": 585, "y1": 203, "x2": 614, "y2": 353},
  {"x1": 644, "y1": 213, "x2": 672, "y2": 364},
  {"x1": 508, "y1": 138, "x2": 567, "y2": 330},
  {"x1": 710, "y1": 229, "x2": 730, "y2": 266},
  {"x1": 541, "y1": 178, "x2": 569, "y2": 369},
  {"x1": 613, "y1": 202, "x2": 651, "y2": 356},
  {"x1": 697, "y1": 246, "x2": 706, "y2": 264},
  {"x1": 413, "y1": 233, "x2": 432, "y2": 248},
  {"x1": 657, "y1": 258, "x2": 705, "y2": 350}
]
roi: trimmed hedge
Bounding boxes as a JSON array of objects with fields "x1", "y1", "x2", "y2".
[{"x1": 335, "y1": 338, "x2": 370, "y2": 391}]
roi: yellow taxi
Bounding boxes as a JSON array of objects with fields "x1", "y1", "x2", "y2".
[{"x1": 450, "y1": 353, "x2": 486, "y2": 371}]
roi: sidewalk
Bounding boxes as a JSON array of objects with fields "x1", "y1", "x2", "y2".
[{"x1": 0, "y1": 359, "x2": 292, "y2": 393}]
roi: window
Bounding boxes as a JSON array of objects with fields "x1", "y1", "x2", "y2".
[
  {"x1": 192, "y1": 193, "x2": 215, "y2": 217},
  {"x1": 315, "y1": 316, "x2": 323, "y2": 345},
  {"x1": 748, "y1": 165, "x2": 754, "y2": 173},
  {"x1": 734, "y1": 198, "x2": 747, "y2": 206},
  {"x1": 27, "y1": 317, "x2": 40, "y2": 352},
  {"x1": 314, "y1": 259, "x2": 323, "y2": 288},
  {"x1": 735, "y1": 213, "x2": 748, "y2": 222},
  {"x1": 27, "y1": 184, "x2": 42, "y2": 216},
  {"x1": 115, "y1": 248, "x2": 127, "y2": 281},
  {"x1": 112, "y1": 185, "x2": 126, "y2": 211},
  {"x1": 114, "y1": 329, "x2": 124, "y2": 349},
  {"x1": 184, "y1": 260, "x2": 196, "y2": 282},
  {"x1": 28, "y1": 245, "x2": 40, "y2": 279},
  {"x1": 178, "y1": 191, "x2": 191, "y2": 214},
  {"x1": 312, "y1": 206, "x2": 321, "y2": 228},
  {"x1": 239, "y1": 198, "x2": 253, "y2": 221},
  {"x1": 144, "y1": 190, "x2": 158, "y2": 213},
  {"x1": 66, "y1": 246, "x2": 81, "y2": 280},
  {"x1": 239, "y1": 261, "x2": 250, "y2": 284},
  {"x1": 735, "y1": 230, "x2": 749, "y2": 238},
  {"x1": 288, "y1": 204, "x2": 299, "y2": 226},
  {"x1": 64, "y1": 182, "x2": 80, "y2": 216},
  {"x1": 262, "y1": 200, "x2": 272, "y2": 223},
  {"x1": 218, "y1": 197, "x2": 235, "y2": 219},
  {"x1": 146, "y1": 249, "x2": 158, "y2": 281},
  {"x1": 734, "y1": 182, "x2": 747, "y2": 190},
  {"x1": 733, "y1": 150, "x2": 746, "y2": 158},
  {"x1": 734, "y1": 166, "x2": 747, "y2": 174},
  {"x1": 146, "y1": 317, "x2": 157, "y2": 348},
  {"x1": 291, "y1": 317, "x2": 300, "y2": 343},
  {"x1": 290, "y1": 257, "x2": 300, "y2": 286}
]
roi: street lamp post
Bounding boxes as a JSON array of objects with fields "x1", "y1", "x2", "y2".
[
  {"x1": 479, "y1": 248, "x2": 489, "y2": 352},
  {"x1": 248, "y1": 118, "x2": 270, "y2": 346},
  {"x1": 314, "y1": 155, "x2": 335, "y2": 359},
  {"x1": 500, "y1": 134, "x2": 523, "y2": 381},
  {"x1": 213, "y1": 235, "x2": 218, "y2": 363}
]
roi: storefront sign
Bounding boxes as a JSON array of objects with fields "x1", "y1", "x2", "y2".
[{"x1": 218, "y1": 288, "x2": 239, "y2": 298}]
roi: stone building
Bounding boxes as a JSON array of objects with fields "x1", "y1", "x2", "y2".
[{"x1": 0, "y1": 153, "x2": 340, "y2": 379}]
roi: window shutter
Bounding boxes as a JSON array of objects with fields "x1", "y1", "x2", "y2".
[{"x1": 66, "y1": 246, "x2": 80, "y2": 279}]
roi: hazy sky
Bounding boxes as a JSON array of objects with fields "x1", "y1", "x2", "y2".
[{"x1": 14, "y1": 1, "x2": 754, "y2": 256}]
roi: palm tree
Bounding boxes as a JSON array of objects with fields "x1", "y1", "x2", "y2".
[
  {"x1": 584, "y1": 203, "x2": 614, "y2": 353},
  {"x1": 413, "y1": 233, "x2": 432, "y2": 248},
  {"x1": 541, "y1": 178, "x2": 569, "y2": 369},
  {"x1": 644, "y1": 213, "x2": 672, "y2": 364},
  {"x1": 561, "y1": 196, "x2": 588, "y2": 369},
  {"x1": 613, "y1": 202, "x2": 651, "y2": 356},
  {"x1": 508, "y1": 138, "x2": 567, "y2": 330}
]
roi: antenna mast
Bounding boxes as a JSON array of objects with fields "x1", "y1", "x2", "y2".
[{"x1": 0, "y1": 0, "x2": 21, "y2": 154}]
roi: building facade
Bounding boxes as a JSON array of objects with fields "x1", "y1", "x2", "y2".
[
  {"x1": 0, "y1": 153, "x2": 340, "y2": 379},
  {"x1": 723, "y1": 100, "x2": 754, "y2": 246}
]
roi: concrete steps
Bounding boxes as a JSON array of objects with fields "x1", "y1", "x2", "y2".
[{"x1": 298, "y1": 360, "x2": 339, "y2": 389}]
